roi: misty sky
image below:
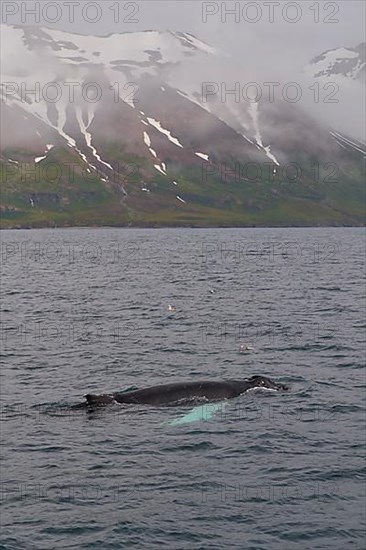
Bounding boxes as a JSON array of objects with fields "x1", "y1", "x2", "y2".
[
  {"x1": 1, "y1": 1, "x2": 365, "y2": 138},
  {"x1": 1, "y1": 1, "x2": 365, "y2": 68}
]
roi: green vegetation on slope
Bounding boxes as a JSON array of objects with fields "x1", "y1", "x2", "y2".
[{"x1": 1, "y1": 146, "x2": 365, "y2": 228}]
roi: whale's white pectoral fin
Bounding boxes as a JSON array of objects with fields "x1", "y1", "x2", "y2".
[{"x1": 168, "y1": 401, "x2": 228, "y2": 426}]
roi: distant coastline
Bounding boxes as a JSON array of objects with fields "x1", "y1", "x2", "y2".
[{"x1": 1, "y1": 221, "x2": 365, "y2": 230}]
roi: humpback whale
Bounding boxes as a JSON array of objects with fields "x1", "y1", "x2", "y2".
[{"x1": 81, "y1": 375, "x2": 288, "y2": 407}]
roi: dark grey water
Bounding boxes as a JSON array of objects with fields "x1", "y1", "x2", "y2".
[{"x1": 1, "y1": 228, "x2": 365, "y2": 550}]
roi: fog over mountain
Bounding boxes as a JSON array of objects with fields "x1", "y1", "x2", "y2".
[
  {"x1": 2, "y1": 0, "x2": 365, "y2": 140},
  {"x1": 0, "y1": 2, "x2": 364, "y2": 228}
]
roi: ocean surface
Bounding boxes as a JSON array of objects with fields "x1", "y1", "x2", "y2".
[{"x1": 1, "y1": 227, "x2": 365, "y2": 550}]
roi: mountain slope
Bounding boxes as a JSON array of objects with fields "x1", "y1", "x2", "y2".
[
  {"x1": 0, "y1": 25, "x2": 365, "y2": 227},
  {"x1": 306, "y1": 43, "x2": 365, "y2": 81}
]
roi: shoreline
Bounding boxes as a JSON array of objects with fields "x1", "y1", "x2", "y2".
[{"x1": 1, "y1": 223, "x2": 365, "y2": 231}]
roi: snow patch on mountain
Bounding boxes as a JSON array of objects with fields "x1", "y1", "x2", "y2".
[
  {"x1": 154, "y1": 164, "x2": 166, "y2": 175},
  {"x1": 75, "y1": 106, "x2": 112, "y2": 170},
  {"x1": 249, "y1": 102, "x2": 280, "y2": 166},
  {"x1": 175, "y1": 88, "x2": 210, "y2": 112},
  {"x1": 195, "y1": 152, "x2": 209, "y2": 161},
  {"x1": 307, "y1": 44, "x2": 365, "y2": 80},
  {"x1": 2, "y1": 25, "x2": 213, "y2": 76},
  {"x1": 147, "y1": 117, "x2": 184, "y2": 148},
  {"x1": 143, "y1": 131, "x2": 159, "y2": 158},
  {"x1": 143, "y1": 131, "x2": 151, "y2": 147},
  {"x1": 330, "y1": 131, "x2": 366, "y2": 156},
  {"x1": 173, "y1": 32, "x2": 216, "y2": 55},
  {"x1": 34, "y1": 144, "x2": 54, "y2": 163},
  {"x1": 35, "y1": 154, "x2": 46, "y2": 163}
]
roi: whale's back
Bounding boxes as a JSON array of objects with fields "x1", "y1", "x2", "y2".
[{"x1": 114, "y1": 380, "x2": 241, "y2": 405}]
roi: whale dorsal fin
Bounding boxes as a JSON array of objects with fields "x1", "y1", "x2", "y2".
[{"x1": 84, "y1": 394, "x2": 115, "y2": 406}]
